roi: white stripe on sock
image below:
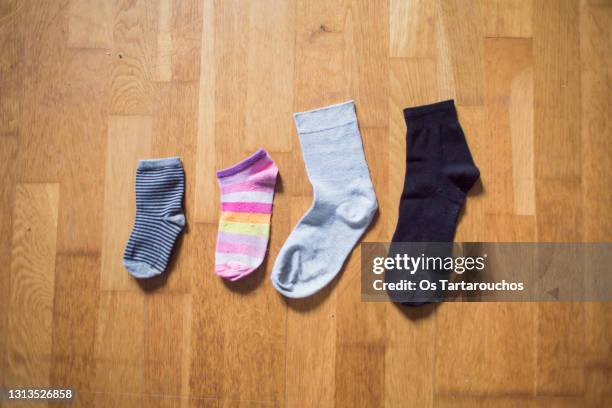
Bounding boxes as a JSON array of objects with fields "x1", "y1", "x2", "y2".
[{"x1": 221, "y1": 190, "x2": 274, "y2": 204}]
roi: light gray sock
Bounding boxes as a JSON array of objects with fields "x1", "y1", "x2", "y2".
[{"x1": 271, "y1": 100, "x2": 378, "y2": 298}]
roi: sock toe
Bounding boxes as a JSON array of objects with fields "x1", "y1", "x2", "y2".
[
  {"x1": 216, "y1": 262, "x2": 255, "y2": 280},
  {"x1": 123, "y1": 260, "x2": 163, "y2": 279},
  {"x1": 228, "y1": 268, "x2": 257, "y2": 281}
]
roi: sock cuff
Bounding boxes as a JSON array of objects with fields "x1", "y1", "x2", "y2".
[
  {"x1": 403, "y1": 100, "x2": 458, "y2": 126},
  {"x1": 293, "y1": 100, "x2": 357, "y2": 134},
  {"x1": 216, "y1": 148, "x2": 276, "y2": 182},
  {"x1": 138, "y1": 156, "x2": 182, "y2": 170}
]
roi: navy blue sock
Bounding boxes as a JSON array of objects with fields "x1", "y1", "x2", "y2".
[
  {"x1": 123, "y1": 157, "x2": 186, "y2": 279},
  {"x1": 388, "y1": 100, "x2": 479, "y2": 305}
]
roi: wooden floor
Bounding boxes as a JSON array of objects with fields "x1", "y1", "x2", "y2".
[{"x1": 1, "y1": 0, "x2": 611, "y2": 406}]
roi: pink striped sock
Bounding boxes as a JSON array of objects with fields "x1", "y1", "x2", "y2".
[{"x1": 215, "y1": 148, "x2": 278, "y2": 281}]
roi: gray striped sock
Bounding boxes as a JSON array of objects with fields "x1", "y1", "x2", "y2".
[{"x1": 123, "y1": 157, "x2": 186, "y2": 279}]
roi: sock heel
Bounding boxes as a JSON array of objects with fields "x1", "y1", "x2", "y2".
[
  {"x1": 335, "y1": 190, "x2": 377, "y2": 227},
  {"x1": 164, "y1": 213, "x2": 186, "y2": 227},
  {"x1": 445, "y1": 163, "x2": 480, "y2": 194},
  {"x1": 439, "y1": 122, "x2": 480, "y2": 195}
]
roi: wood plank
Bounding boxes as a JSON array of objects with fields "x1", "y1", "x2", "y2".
[
  {"x1": 212, "y1": 0, "x2": 249, "y2": 171},
  {"x1": 484, "y1": 214, "x2": 536, "y2": 242},
  {"x1": 535, "y1": 180, "x2": 582, "y2": 242},
  {"x1": 171, "y1": 0, "x2": 203, "y2": 82},
  {"x1": 286, "y1": 294, "x2": 337, "y2": 407},
  {"x1": 282, "y1": 144, "x2": 310, "y2": 199},
  {"x1": 387, "y1": 61, "x2": 408, "y2": 239},
  {"x1": 67, "y1": 0, "x2": 113, "y2": 49},
  {"x1": 347, "y1": 0, "x2": 389, "y2": 128},
  {"x1": 435, "y1": 302, "x2": 536, "y2": 396},
  {"x1": 584, "y1": 302, "x2": 612, "y2": 368},
  {"x1": 144, "y1": 293, "x2": 192, "y2": 396},
  {"x1": 483, "y1": 0, "x2": 533, "y2": 38},
  {"x1": 533, "y1": 0, "x2": 582, "y2": 181},
  {"x1": 390, "y1": 58, "x2": 442, "y2": 109},
  {"x1": 216, "y1": 230, "x2": 286, "y2": 403},
  {"x1": 110, "y1": 0, "x2": 157, "y2": 115},
  {"x1": 389, "y1": 0, "x2": 437, "y2": 58},
  {"x1": 336, "y1": 344, "x2": 385, "y2": 406},
  {"x1": 50, "y1": 254, "x2": 100, "y2": 402},
  {"x1": 583, "y1": 369, "x2": 612, "y2": 407},
  {"x1": 438, "y1": 0, "x2": 485, "y2": 105},
  {"x1": 16, "y1": 3, "x2": 109, "y2": 256},
  {"x1": 92, "y1": 291, "x2": 145, "y2": 393},
  {"x1": 194, "y1": 0, "x2": 216, "y2": 223},
  {"x1": 0, "y1": 1, "x2": 24, "y2": 388},
  {"x1": 437, "y1": 395, "x2": 585, "y2": 407},
  {"x1": 483, "y1": 38, "x2": 534, "y2": 216},
  {"x1": 533, "y1": 0, "x2": 585, "y2": 397},
  {"x1": 293, "y1": 0, "x2": 350, "y2": 110},
  {"x1": 93, "y1": 393, "x2": 143, "y2": 407},
  {"x1": 586, "y1": 0, "x2": 612, "y2": 5},
  {"x1": 580, "y1": 2, "x2": 612, "y2": 242},
  {"x1": 17, "y1": 1, "x2": 69, "y2": 182},
  {"x1": 188, "y1": 222, "x2": 285, "y2": 403},
  {"x1": 0, "y1": 138, "x2": 19, "y2": 386},
  {"x1": 55, "y1": 50, "x2": 110, "y2": 253},
  {"x1": 189, "y1": 224, "x2": 224, "y2": 398},
  {"x1": 335, "y1": 253, "x2": 386, "y2": 407},
  {"x1": 384, "y1": 304, "x2": 436, "y2": 407},
  {"x1": 0, "y1": 2, "x2": 23, "y2": 138},
  {"x1": 581, "y1": 2, "x2": 612, "y2": 370},
  {"x1": 14, "y1": 3, "x2": 110, "y2": 254},
  {"x1": 244, "y1": 0, "x2": 295, "y2": 153},
  {"x1": 509, "y1": 65, "x2": 535, "y2": 216},
  {"x1": 153, "y1": 0, "x2": 173, "y2": 82},
  {"x1": 434, "y1": 1, "x2": 457, "y2": 101},
  {"x1": 536, "y1": 302, "x2": 586, "y2": 396},
  {"x1": 100, "y1": 116, "x2": 153, "y2": 291},
  {"x1": 5, "y1": 183, "x2": 59, "y2": 389},
  {"x1": 217, "y1": 401, "x2": 275, "y2": 408}
]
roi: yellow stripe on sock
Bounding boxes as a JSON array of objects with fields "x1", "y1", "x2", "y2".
[
  {"x1": 220, "y1": 211, "x2": 270, "y2": 224},
  {"x1": 219, "y1": 220, "x2": 270, "y2": 237}
]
